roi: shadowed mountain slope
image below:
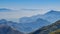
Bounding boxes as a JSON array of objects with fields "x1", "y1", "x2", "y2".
[
  {"x1": 0, "y1": 19, "x2": 24, "y2": 34},
  {"x1": 30, "y1": 20, "x2": 60, "y2": 34},
  {"x1": 0, "y1": 24, "x2": 24, "y2": 34}
]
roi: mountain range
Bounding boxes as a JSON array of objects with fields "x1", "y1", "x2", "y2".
[
  {"x1": 0, "y1": 8, "x2": 12, "y2": 12},
  {"x1": 30, "y1": 20, "x2": 60, "y2": 34},
  {"x1": 43, "y1": 10, "x2": 60, "y2": 23},
  {"x1": 0, "y1": 19, "x2": 24, "y2": 34},
  {"x1": 19, "y1": 10, "x2": 60, "y2": 24},
  {"x1": 16, "y1": 18, "x2": 50, "y2": 33},
  {"x1": 0, "y1": 8, "x2": 60, "y2": 34},
  {"x1": 18, "y1": 10, "x2": 60, "y2": 33}
]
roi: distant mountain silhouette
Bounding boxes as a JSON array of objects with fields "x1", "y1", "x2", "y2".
[
  {"x1": 0, "y1": 10, "x2": 60, "y2": 33},
  {"x1": 16, "y1": 18, "x2": 50, "y2": 33},
  {"x1": 43, "y1": 10, "x2": 60, "y2": 23},
  {"x1": 20, "y1": 10, "x2": 60, "y2": 23},
  {"x1": 28, "y1": 10, "x2": 60, "y2": 23},
  {"x1": 0, "y1": 8, "x2": 12, "y2": 12},
  {"x1": 30, "y1": 20, "x2": 60, "y2": 34},
  {"x1": 0, "y1": 19, "x2": 24, "y2": 34},
  {"x1": 0, "y1": 25, "x2": 24, "y2": 34},
  {"x1": 19, "y1": 10, "x2": 60, "y2": 33},
  {"x1": 0, "y1": 19, "x2": 17, "y2": 27},
  {"x1": 19, "y1": 15, "x2": 43, "y2": 23}
]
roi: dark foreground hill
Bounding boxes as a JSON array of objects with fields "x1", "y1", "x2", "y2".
[
  {"x1": 30, "y1": 20, "x2": 60, "y2": 34},
  {"x1": 0, "y1": 24, "x2": 24, "y2": 34}
]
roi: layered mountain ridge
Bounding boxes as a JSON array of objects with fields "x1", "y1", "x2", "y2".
[
  {"x1": 0, "y1": 19, "x2": 24, "y2": 34},
  {"x1": 30, "y1": 20, "x2": 60, "y2": 34},
  {"x1": 0, "y1": 10, "x2": 60, "y2": 34},
  {"x1": 18, "y1": 10, "x2": 60, "y2": 33},
  {"x1": 17, "y1": 18, "x2": 50, "y2": 33}
]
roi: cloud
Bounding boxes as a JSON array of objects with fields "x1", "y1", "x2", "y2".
[
  {"x1": 0, "y1": 8, "x2": 16, "y2": 12},
  {"x1": 20, "y1": 8, "x2": 40, "y2": 11},
  {"x1": 0, "y1": 8, "x2": 48, "y2": 22}
]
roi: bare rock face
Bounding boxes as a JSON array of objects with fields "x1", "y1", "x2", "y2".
[{"x1": 30, "y1": 20, "x2": 60, "y2": 34}]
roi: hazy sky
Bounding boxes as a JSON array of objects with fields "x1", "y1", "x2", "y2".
[{"x1": 0, "y1": 0, "x2": 60, "y2": 22}]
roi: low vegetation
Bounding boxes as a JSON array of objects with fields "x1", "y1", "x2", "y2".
[{"x1": 49, "y1": 29, "x2": 60, "y2": 34}]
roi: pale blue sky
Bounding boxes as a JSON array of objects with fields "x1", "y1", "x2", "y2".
[
  {"x1": 0, "y1": 0, "x2": 60, "y2": 22},
  {"x1": 0, "y1": 0, "x2": 60, "y2": 10}
]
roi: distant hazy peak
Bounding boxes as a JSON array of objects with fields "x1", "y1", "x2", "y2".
[
  {"x1": 46, "y1": 10, "x2": 60, "y2": 14},
  {"x1": 0, "y1": 8, "x2": 13, "y2": 12},
  {"x1": 0, "y1": 8, "x2": 11, "y2": 10}
]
